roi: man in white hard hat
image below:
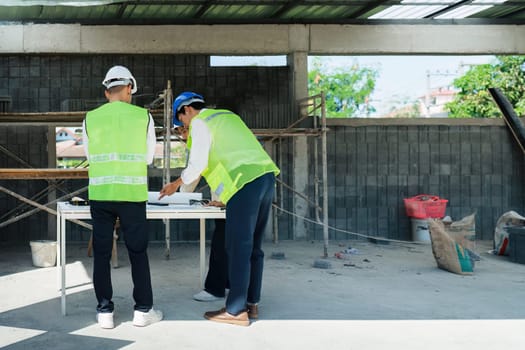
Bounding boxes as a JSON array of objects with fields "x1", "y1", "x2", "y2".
[{"x1": 82, "y1": 65, "x2": 163, "y2": 329}]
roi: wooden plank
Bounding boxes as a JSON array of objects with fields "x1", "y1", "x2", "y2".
[{"x1": 0, "y1": 168, "x2": 88, "y2": 179}]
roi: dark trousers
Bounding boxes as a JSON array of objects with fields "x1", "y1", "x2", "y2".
[
  {"x1": 224, "y1": 172, "x2": 276, "y2": 315},
  {"x1": 204, "y1": 219, "x2": 228, "y2": 297},
  {"x1": 90, "y1": 200, "x2": 153, "y2": 313}
]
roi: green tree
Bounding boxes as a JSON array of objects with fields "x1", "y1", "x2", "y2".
[
  {"x1": 308, "y1": 58, "x2": 378, "y2": 117},
  {"x1": 446, "y1": 56, "x2": 525, "y2": 118}
]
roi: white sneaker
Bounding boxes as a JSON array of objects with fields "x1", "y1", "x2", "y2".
[
  {"x1": 133, "y1": 308, "x2": 163, "y2": 327},
  {"x1": 96, "y1": 312, "x2": 114, "y2": 329},
  {"x1": 193, "y1": 290, "x2": 224, "y2": 302}
]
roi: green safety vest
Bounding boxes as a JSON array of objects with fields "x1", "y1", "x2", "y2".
[
  {"x1": 187, "y1": 109, "x2": 280, "y2": 204},
  {"x1": 85, "y1": 101, "x2": 149, "y2": 201}
]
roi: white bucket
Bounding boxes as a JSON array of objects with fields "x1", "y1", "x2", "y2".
[
  {"x1": 29, "y1": 240, "x2": 57, "y2": 267},
  {"x1": 411, "y1": 218, "x2": 431, "y2": 243}
]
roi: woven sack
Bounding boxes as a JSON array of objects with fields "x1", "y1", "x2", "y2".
[{"x1": 428, "y1": 219, "x2": 473, "y2": 275}]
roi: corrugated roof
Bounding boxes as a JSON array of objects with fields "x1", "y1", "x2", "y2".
[{"x1": 0, "y1": 0, "x2": 524, "y2": 25}]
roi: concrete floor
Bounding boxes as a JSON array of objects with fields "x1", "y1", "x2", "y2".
[{"x1": 1, "y1": 239, "x2": 524, "y2": 350}]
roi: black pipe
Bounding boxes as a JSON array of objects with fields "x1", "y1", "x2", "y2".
[{"x1": 488, "y1": 87, "x2": 525, "y2": 154}]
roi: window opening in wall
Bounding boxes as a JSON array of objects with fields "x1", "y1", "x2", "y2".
[
  {"x1": 210, "y1": 55, "x2": 287, "y2": 67},
  {"x1": 152, "y1": 139, "x2": 187, "y2": 169},
  {"x1": 55, "y1": 126, "x2": 86, "y2": 169},
  {"x1": 306, "y1": 55, "x2": 524, "y2": 118}
]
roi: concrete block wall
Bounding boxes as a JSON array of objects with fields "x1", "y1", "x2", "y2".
[
  {"x1": 2, "y1": 122, "x2": 524, "y2": 244},
  {"x1": 306, "y1": 122, "x2": 525, "y2": 242},
  {"x1": 1, "y1": 54, "x2": 524, "y2": 244}
]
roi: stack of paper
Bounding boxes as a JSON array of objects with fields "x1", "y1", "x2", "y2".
[{"x1": 147, "y1": 191, "x2": 202, "y2": 205}]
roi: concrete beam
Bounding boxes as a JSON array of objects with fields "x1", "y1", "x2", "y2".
[
  {"x1": 81, "y1": 24, "x2": 292, "y2": 54},
  {"x1": 1, "y1": 23, "x2": 524, "y2": 55},
  {"x1": 309, "y1": 24, "x2": 525, "y2": 55},
  {"x1": 25, "y1": 24, "x2": 81, "y2": 53},
  {"x1": 288, "y1": 24, "x2": 309, "y2": 52},
  {"x1": 0, "y1": 24, "x2": 291, "y2": 54},
  {"x1": 0, "y1": 24, "x2": 23, "y2": 52}
]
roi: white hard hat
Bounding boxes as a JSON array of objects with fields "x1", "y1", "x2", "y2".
[{"x1": 102, "y1": 65, "x2": 138, "y2": 94}]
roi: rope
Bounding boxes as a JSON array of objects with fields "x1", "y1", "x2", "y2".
[{"x1": 272, "y1": 203, "x2": 426, "y2": 245}]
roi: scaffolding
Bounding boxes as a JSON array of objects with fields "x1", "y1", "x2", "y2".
[
  {"x1": 296, "y1": 93, "x2": 329, "y2": 257},
  {"x1": 0, "y1": 83, "x2": 329, "y2": 258}
]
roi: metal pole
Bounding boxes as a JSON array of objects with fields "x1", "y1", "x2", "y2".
[
  {"x1": 425, "y1": 70, "x2": 431, "y2": 117},
  {"x1": 163, "y1": 81, "x2": 173, "y2": 259},
  {"x1": 0, "y1": 185, "x2": 92, "y2": 230},
  {"x1": 313, "y1": 98, "x2": 320, "y2": 224},
  {"x1": 0, "y1": 186, "x2": 88, "y2": 229},
  {"x1": 272, "y1": 140, "x2": 279, "y2": 244},
  {"x1": 321, "y1": 92, "x2": 329, "y2": 258}
]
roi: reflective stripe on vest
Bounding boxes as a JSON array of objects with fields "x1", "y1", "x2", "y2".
[
  {"x1": 89, "y1": 175, "x2": 148, "y2": 185},
  {"x1": 89, "y1": 153, "x2": 147, "y2": 163}
]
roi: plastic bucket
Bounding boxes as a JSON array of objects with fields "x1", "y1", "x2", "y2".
[
  {"x1": 411, "y1": 218, "x2": 431, "y2": 243},
  {"x1": 29, "y1": 240, "x2": 57, "y2": 267}
]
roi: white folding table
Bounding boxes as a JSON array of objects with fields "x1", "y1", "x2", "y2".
[{"x1": 56, "y1": 201, "x2": 225, "y2": 315}]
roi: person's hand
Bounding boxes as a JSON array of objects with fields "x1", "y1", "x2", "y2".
[
  {"x1": 206, "y1": 200, "x2": 225, "y2": 208},
  {"x1": 159, "y1": 178, "x2": 182, "y2": 200},
  {"x1": 174, "y1": 126, "x2": 189, "y2": 141}
]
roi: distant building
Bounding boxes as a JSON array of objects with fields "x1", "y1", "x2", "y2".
[
  {"x1": 56, "y1": 140, "x2": 85, "y2": 158},
  {"x1": 418, "y1": 87, "x2": 456, "y2": 118},
  {"x1": 380, "y1": 87, "x2": 457, "y2": 118}
]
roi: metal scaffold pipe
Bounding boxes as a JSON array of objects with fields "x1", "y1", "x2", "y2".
[
  {"x1": 321, "y1": 92, "x2": 329, "y2": 258},
  {"x1": 163, "y1": 81, "x2": 173, "y2": 259}
]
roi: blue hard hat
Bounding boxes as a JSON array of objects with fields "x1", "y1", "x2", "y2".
[{"x1": 172, "y1": 91, "x2": 205, "y2": 127}]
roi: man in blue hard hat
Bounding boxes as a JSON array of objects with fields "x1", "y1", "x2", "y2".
[{"x1": 160, "y1": 91, "x2": 279, "y2": 326}]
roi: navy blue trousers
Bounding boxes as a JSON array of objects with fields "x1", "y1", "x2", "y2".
[
  {"x1": 90, "y1": 200, "x2": 153, "y2": 313},
  {"x1": 224, "y1": 172, "x2": 276, "y2": 315},
  {"x1": 204, "y1": 219, "x2": 228, "y2": 297}
]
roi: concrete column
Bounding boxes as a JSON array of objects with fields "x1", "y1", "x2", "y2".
[
  {"x1": 292, "y1": 135, "x2": 309, "y2": 240},
  {"x1": 287, "y1": 51, "x2": 309, "y2": 239},
  {"x1": 287, "y1": 51, "x2": 309, "y2": 113}
]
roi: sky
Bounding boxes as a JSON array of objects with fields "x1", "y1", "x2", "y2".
[{"x1": 211, "y1": 54, "x2": 496, "y2": 117}]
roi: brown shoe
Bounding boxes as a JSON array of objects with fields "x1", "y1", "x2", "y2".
[
  {"x1": 203, "y1": 307, "x2": 226, "y2": 318},
  {"x1": 247, "y1": 304, "x2": 258, "y2": 319},
  {"x1": 204, "y1": 309, "x2": 250, "y2": 326}
]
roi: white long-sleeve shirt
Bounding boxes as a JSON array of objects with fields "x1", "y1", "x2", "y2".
[
  {"x1": 180, "y1": 175, "x2": 219, "y2": 201},
  {"x1": 82, "y1": 113, "x2": 156, "y2": 164},
  {"x1": 180, "y1": 111, "x2": 212, "y2": 185}
]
